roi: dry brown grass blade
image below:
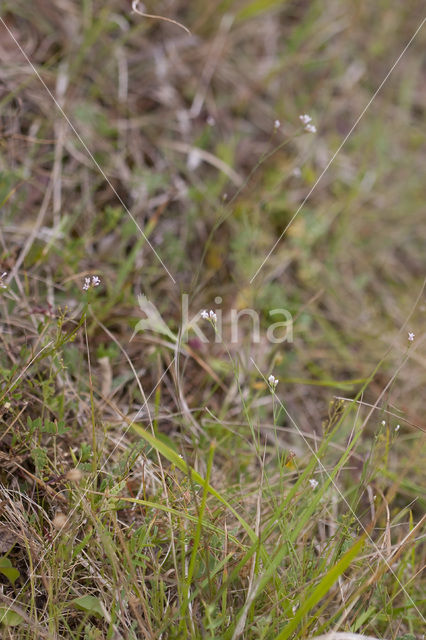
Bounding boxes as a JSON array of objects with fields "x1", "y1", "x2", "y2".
[
  {"x1": 0, "y1": 593, "x2": 53, "y2": 638},
  {"x1": 366, "y1": 514, "x2": 426, "y2": 587},
  {"x1": 131, "y1": 0, "x2": 190, "y2": 34}
]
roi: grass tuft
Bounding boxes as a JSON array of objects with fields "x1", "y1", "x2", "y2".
[{"x1": 0, "y1": 1, "x2": 425, "y2": 638}]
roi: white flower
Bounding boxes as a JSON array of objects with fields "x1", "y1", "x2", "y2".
[
  {"x1": 381, "y1": 420, "x2": 386, "y2": 426},
  {"x1": 299, "y1": 114, "x2": 316, "y2": 133},
  {"x1": 309, "y1": 478, "x2": 319, "y2": 490},
  {"x1": 187, "y1": 149, "x2": 202, "y2": 171},
  {"x1": 408, "y1": 331, "x2": 415, "y2": 342},
  {"x1": 395, "y1": 424, "x2": 400, "y2": 433},
  {"x1": 268, "y1": 374, "x2": 278, "y2": 389},
  {"x1": 274, "y1": 119, "x2": 281, "y2": 129},
  {"x1": 201, "y1": 309, "x2": 217, "y2": 323},
  {"x1": 0, "y1": 272, "x2": 7, "y2": 289},
  {"x1": 83, "y1": 275, "x2": 101, "y2": 291}
]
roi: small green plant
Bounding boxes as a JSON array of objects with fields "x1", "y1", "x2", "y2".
[{"x1": 0, "y1": 1, "x2": 424, "y2": 638}]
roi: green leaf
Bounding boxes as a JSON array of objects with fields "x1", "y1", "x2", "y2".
[
  {"x1": 57, "y1": 420, "x2": 68, "y2": 434},
  {"x1": 237, "y1": 0, "x2": 289, "y2": 21},
  {"x1": 71, "y1": 595, "x2": 105, "y2": 618},
  {"x1": 0, "y1": 556, "x2": 20, "y2": 586},
  {"x1": 0, "y1": 607, "x2": 24, "y2": 627},
  {"x1": 130, "y1": 421, "x2": 259, "y2": 544},
  {"x1": 273, "y1": 535, "x2": 365, "y2": 640},
  {"x1": 31, "y1": 447, "x2": 48, "y2": 473}
]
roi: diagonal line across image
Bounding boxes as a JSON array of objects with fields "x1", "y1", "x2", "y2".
[
  {"x1": 0, "y1": 16, "x2": 176, "y2": 284},
  {"x1": 250, "y1": 16, "x2": 426, "y2": 283}
]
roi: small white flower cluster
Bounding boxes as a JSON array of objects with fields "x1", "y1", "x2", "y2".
[
  {"x1": 299, "y1": 114, "x2": 316, "y2": 133},
  {"x1": 268, "y1": 374, "x2": 278, "y2": 389},
  {"x1": 201, "y1": 309, "x2": 217, "y2": 323},
  {"x1": 0, "y1": 272, "x2": 7, "y2": 289},
  {"x1": 274, "y1": 119, "x2": 281, "y2": 130},
  {"x1": 408, "y1": 331, "x2": 415, "y2": 342},
  {"x1": 83, "y1": 275, "x2": 101, "y2": 291},
  {"x1": 309, "y1": 478, "x2": 319, "y2": 490}
]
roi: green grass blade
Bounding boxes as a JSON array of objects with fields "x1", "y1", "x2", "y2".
[
  {"x1": 273, "y1": 535, "x2": 365, "y2": 640},
  {"x1": 130, "y1": 421, "x2": 259, "y2": 545}
]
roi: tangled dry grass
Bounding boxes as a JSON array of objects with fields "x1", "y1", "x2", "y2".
[{"x1": 0, "y1": 1, "x2": 425, "y2": 638}]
